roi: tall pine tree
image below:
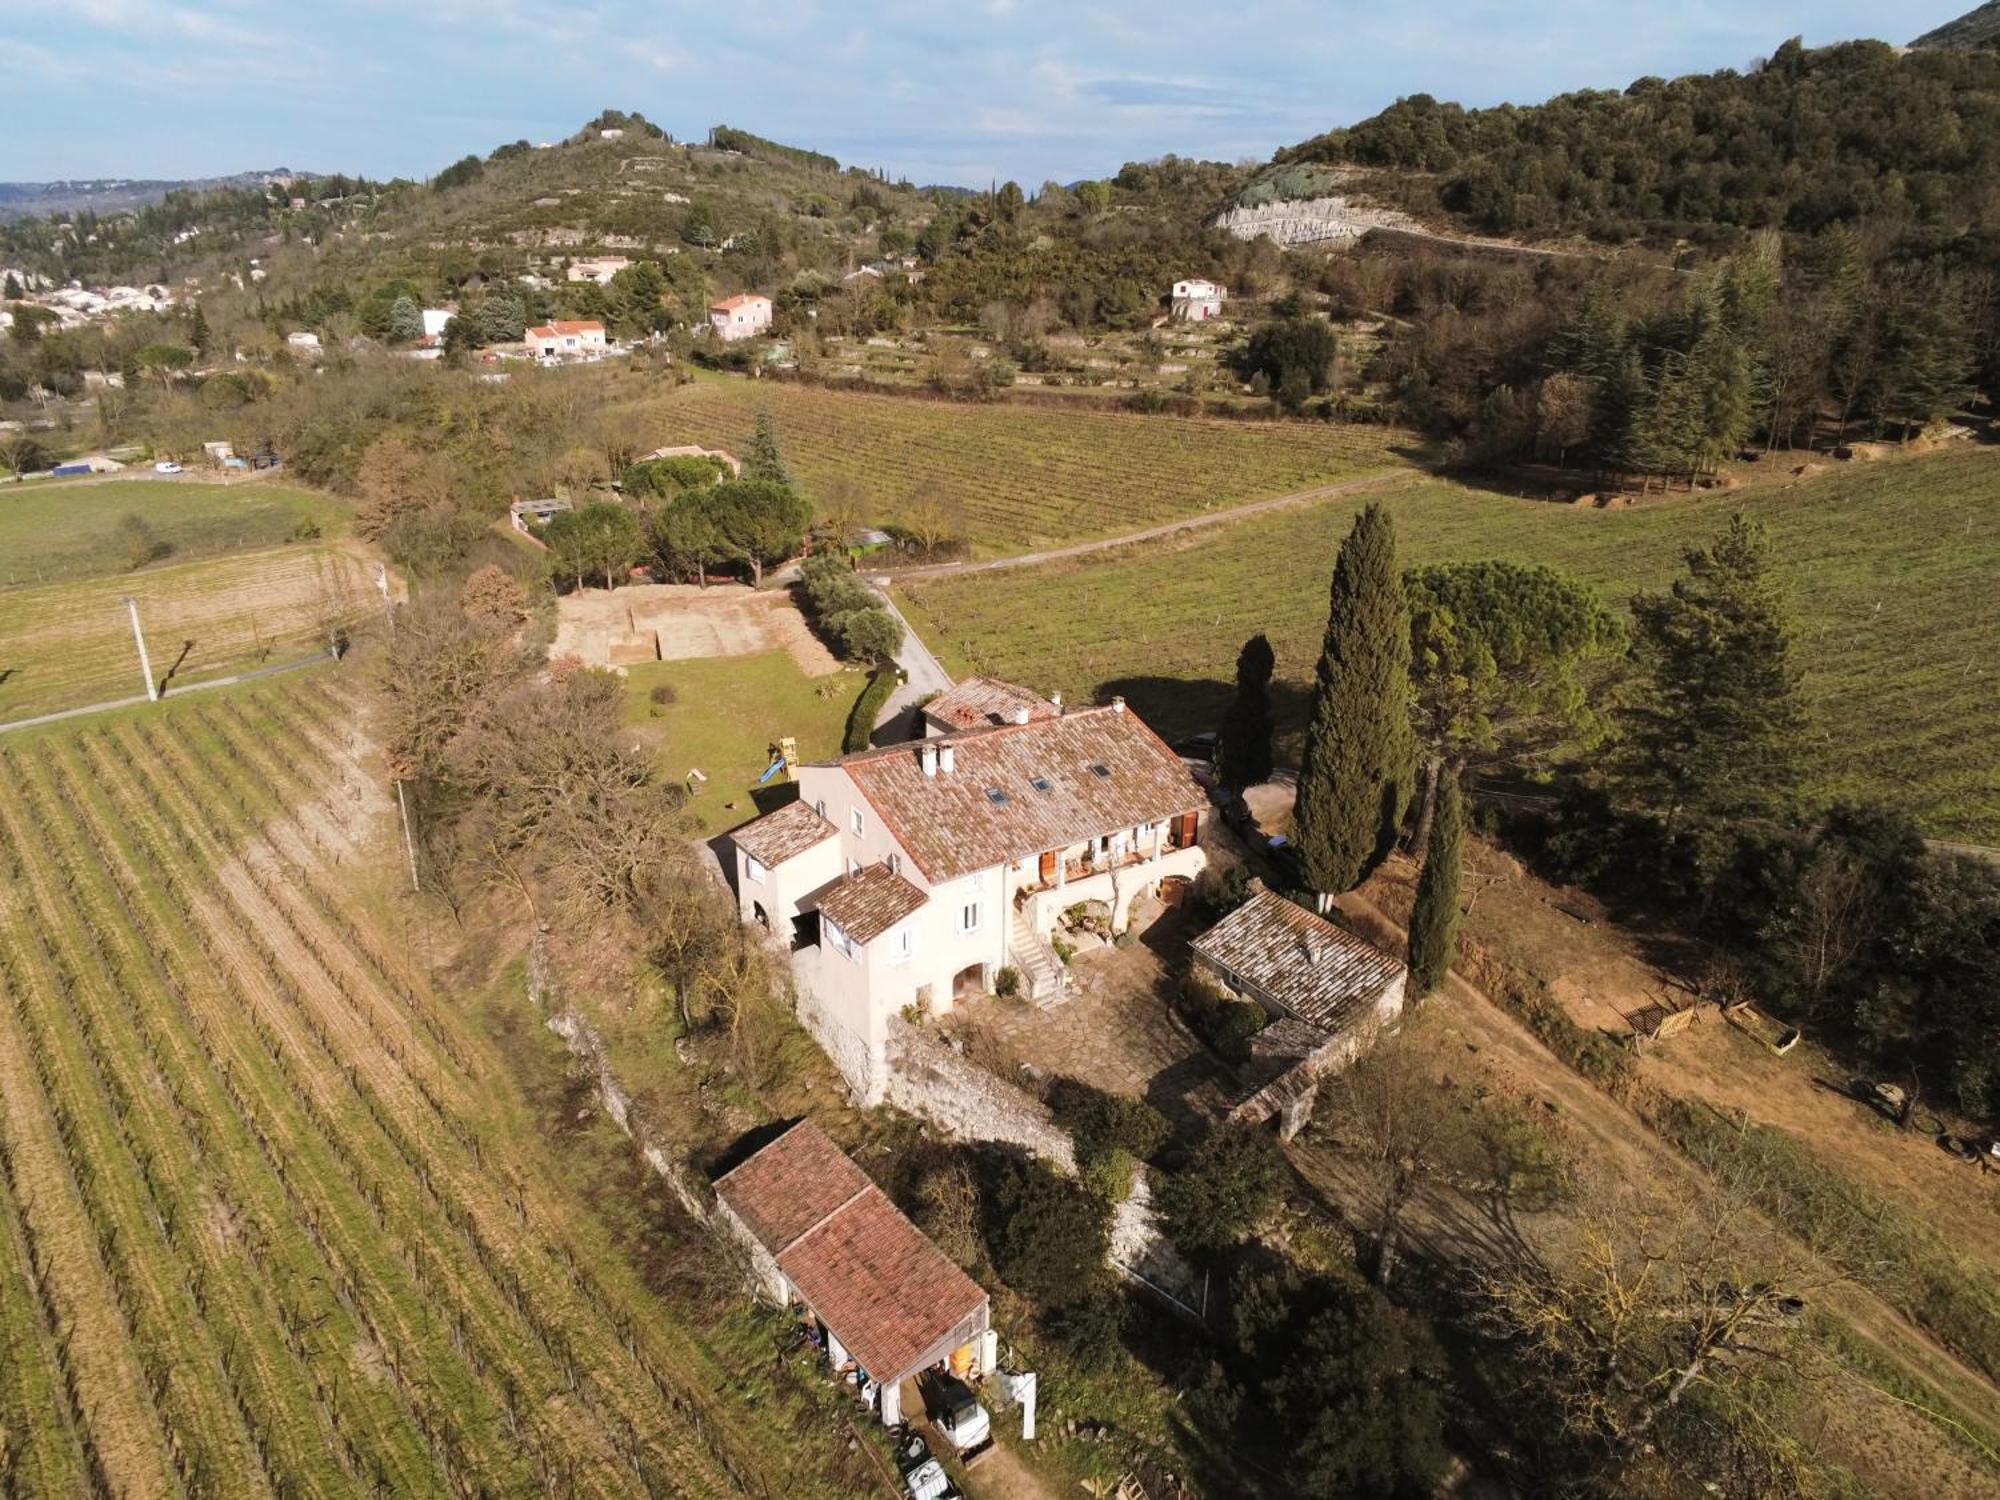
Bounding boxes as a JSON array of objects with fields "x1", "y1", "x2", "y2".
[
  {"x1": 1217, "y1": 633, "x2": 1276, "y2": 791},
  {"x1": 1406, "y1": 773, "x2": 1463, "y2": 996},
  {"x1": 1293, "y1": 504, "x2": 1415, "y2": 900},
  {"x1": 1617, "y1": 513, "x2": 1807, "y2": 836}
]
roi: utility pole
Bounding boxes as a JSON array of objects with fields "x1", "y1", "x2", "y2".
[
  {"x1": 122, "y1": 596, "x2": 158, "y2": 701},
  {"x1": 374, "y1": 562, "x2": 394, "y2": 635},
  {"x1": 394, "y1": 779, "x2": 420, "y2": 894}
]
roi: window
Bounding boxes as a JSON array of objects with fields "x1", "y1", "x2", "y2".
[
  {"x1": 888, "y1": 852, "x2": 902, "y2": 876},
  {"x1": 814, "y1": 799, "x2": 826, "y2": 818},
  {"x1": 892, "y1": 926, "x2": 915, "y2": 963},
  {"x1": 984, "y1": 787, "x2": 1010, "y2": 806},
  {"x1": 1029, "y1": 775, "x2": 1053, "y2": 793},
  {"x1": 850, "y1": 807, "x2": 865, "y2": 837},
  {"x1": 849, "y1": 857, "x2": 864, "y2": 878},
  {"x1": 825, "y1": 917, "x2": 856, "y2": 960},
  {"x1": 959, "y1": 901, "x2": 981, "y2": 934},
  {"x1": 745, "y1": 855, "x2": 768, "y2": 885},
  {"x1": 1089, "y1": 763, "x2": 1112, "y2": 780}
]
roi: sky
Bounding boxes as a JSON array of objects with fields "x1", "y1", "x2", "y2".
[{"x1": 2, "y1": 1, "x2": 1979, "y2": 187}]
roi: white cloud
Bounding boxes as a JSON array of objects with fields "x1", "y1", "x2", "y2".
[{"x1": 618, "y1": 38, "x2": 682, "y2": 71}]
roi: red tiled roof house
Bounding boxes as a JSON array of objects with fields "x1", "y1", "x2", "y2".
[
  {"x1": 712, "y1": 1120, "x2": 991, "y2": 1425},
  {"x1": 726, "y1": 686, "x2": 1208, "y2": 1101},
  {"x1": 526, "y1": 319, "x2": 607, "y2": 361}
]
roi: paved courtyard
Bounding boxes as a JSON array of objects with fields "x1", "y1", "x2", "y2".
[{"x1": 943, "y1": 907, "x2": 1224, "y2": 1128}]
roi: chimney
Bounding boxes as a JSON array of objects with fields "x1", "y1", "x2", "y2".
[
  {"x1": 938, "y1": 743, "x2": 956, "y2": 775},
  {"x1": 1009, "y1": 706, "x2": 1032, "y2": 725},
  {"x1": 920, "y1": 742, "x2": 939, "y2": 777},
  {"x1": 1050, "y1": 691, "x2": 1063, "y2": 711},
  {"x1": 1110, "y1": 696, "x2": 1126, "y2": 714}
]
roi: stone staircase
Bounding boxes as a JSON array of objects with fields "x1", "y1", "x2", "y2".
[{"x1": 1009, "y1": 910, "x2": 1068, "y2": 1006}]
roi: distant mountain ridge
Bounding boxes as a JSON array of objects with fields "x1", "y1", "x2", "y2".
[
  {"x1": 0, "y1": 170, "x2": 306, "y2": 221},
  {"x1": 1912, "y1": 2, "x2": 2000, "y2": 48}
]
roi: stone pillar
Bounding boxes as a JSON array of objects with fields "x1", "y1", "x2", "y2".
[{"x1": 1277, "y1": 1082, "x2": 1319, "y2": 1143}]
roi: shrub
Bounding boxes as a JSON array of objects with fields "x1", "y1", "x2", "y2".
[
  {"x1": 986, "y1": 1159, "x2": 1112, "y2": 1308},
  {"x1": 1156, "y1": 1125, "x2": 1287, "y2": 1253},
  {"x1": 1044, "y1": 1284, "x2": 1129, "y2": 1372},
  {"x1": 844, "y1": 667, "x2": 899, "y2": 752},
  {"x1": 648, "y1": 682, "x2": 678, "y2": 706},
  {"x1": 1047, "y1": 1076, "x2": 1170, "y2": 1165},
  {"x1": 993, "y1": 966, "x2": 1022, "y2": 999},
  {"x1": 1078, "y1": 1147, "x2": 1137, "y2": 1206},
  {"x1": 1179, "y1": 970, "x2": 1270, "y2": 1065}
]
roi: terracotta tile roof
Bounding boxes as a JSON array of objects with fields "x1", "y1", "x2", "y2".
[
  {"x1": 714, "y1": 1122, "x2": 988, "y2": 1381},
  {"x1": 527, "y1": 319, "x2": 605, "y2": 338},
  {"x1": 714, "y1": 1120, "x2": 872, "y2": 1251},
  {"x1": 709, "y1": 293, "x2": 770, "y2": 312},
  {"x1": 814, "y1": 862, "x2": 927, "y2": 943},
  {"x1": 921, "y1": 677, "x2": 1059, "y2": 733},
  {"x1": 732, "y1": 800, "x2": 837, "y2": 867},
  {"x1": 1192, "y1": 887, "x2": 1405, "y2": 1031},
  {"x1": 833, "y1": 705, "x2": 1203, "y2": 883}
]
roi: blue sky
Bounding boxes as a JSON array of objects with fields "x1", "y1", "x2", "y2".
[{"x1": 3, "y1": 2, "x2": 1975, "y2": 186}]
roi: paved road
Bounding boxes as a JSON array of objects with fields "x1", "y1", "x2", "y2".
[
  {"x1": 0, "y1": 651, "x2": 335, "y2": 735},
  {"x1": 868, "y1": 467, "x2": 1416, "y2": 584},
  {"x1": 871, "y1": 589, "x2": 953, "y2": 739}
]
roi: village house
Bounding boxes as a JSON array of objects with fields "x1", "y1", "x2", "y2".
[
  {"x1": 1169, "y1": 278, "x2": 1227, "y2": 321},
  {"x1": 1191, "y1": 884, "x2": 1407, "y2": 1138},
  {"x1": 566, "y1": 256, "x2": 631, "y2": 285},
  {"x1": 708, "y1": 292, "x2": 773, "y2": 342},
  {"x1": 420, "y1": 307, "x2": 453, "y2": 339},
  {"x1": 728, "y1": 688, "x2": 1208, "y2": 1102},
  {"x1": 526, "y1": 319, "x2": 608, "y2": 362},
  {"x1": 712, "y1": 1119, "x2": 993, "y2": 1427}
]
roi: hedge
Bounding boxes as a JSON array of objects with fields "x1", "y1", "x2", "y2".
[{"x1": 845, "y1": 667, "x2": 901, "y2": 752}]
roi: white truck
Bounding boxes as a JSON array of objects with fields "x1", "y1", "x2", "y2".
[{"x1": 926, "y1": 1373, "x2": 993, "y2": 1466}]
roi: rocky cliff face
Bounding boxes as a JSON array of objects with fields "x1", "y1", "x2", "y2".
[{"x1": 1210, "y1": 194, "x2": 1414, "y2": 247}]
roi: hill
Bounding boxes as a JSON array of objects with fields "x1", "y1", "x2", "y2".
[
  {"x1": 1913, "y1": 2, "x2": 2000, "y2": 48},
  {"x1": 0, "y1": 169, "x2": 304, "y2": 222},
  {"x1": 1272, "y1": 38, "x2": 2000, "y2": 247}
]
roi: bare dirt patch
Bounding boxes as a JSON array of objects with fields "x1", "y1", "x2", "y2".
[{"x1": 552, "y1": 583, "x2": 839, "y2": 677}]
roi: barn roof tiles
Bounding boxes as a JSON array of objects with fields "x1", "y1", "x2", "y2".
[
  {"x1": 1192, "y1": 887, "x2": 1405, "y2": 1031},
  {"x1": 714, "y1": 1121, "x2": 988, "y2": 1382},
  {"x1": 920, "y1": 676, "x2": 1059, "y2": 733}
]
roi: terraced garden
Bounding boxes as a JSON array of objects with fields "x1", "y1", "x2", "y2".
[
  {"x1": 621, "y1": 377, "x2": 1410, "y2": 555},
  {"x1": 0, "y1": 676, "x2": 824, "y2": 1497},
  {"x1": 0, "y1": 545, "x2": 373, "y2": 724},
  {"x1": 900, "y1": 447, "x2": 2000, "y2": 840}
]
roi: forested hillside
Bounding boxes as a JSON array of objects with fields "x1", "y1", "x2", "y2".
[
  {"x1": 1912, "y1": 2, "x2": 2000, "y2": 49},
  {"x1": 1279, "y1": 39, "x2": 2000, "y2": 247}
]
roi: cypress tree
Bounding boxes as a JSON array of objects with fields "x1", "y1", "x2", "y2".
[
  {"x1": 1406, "y1": 773, "x2": 1463, "y2": 996},
  {"x1": 1292, "y1": 504, "x2": 1415, "y2": 900},
  {"x1": 1216, "y1": 633, "x2": 1276, "y2": 791},
  {"x1": 742, "y1": 411, "x2": 792, "y2": 487}
]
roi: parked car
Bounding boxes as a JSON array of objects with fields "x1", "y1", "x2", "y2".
[
  {"x1": 153, "y1": 460, "x2": 183, "y2": 474},
  {"x1": 924, "y1": 1372, "x2": 992, "y2": 1464}
]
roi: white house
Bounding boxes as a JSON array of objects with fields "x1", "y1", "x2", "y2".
[
  {"x1": 1169, "y1": 278, "x2": 1226, "y2": 322},
  {"x1": 728, "y1": 691, "x2": 1208, "y2": 1102},
  {"x1": 525, "y1": 320, "x2": 608, "y2": 361},
  {"x1": 566, "y1": 256, "x2": 632, "y2": 285},
  {"x1": 708, "y1": 293, "x2": 773, "y2": 342},
  {"x1": 421, "y1": 307, "x2": 453, "y2": 339}
]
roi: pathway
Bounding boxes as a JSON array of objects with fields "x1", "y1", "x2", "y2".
[
  {"x1": 871, "y1": 587, "x2": 954, "y2": 738},
  {"x1": 868, "y1": 468, "x2": 1416, "y2": 583}
]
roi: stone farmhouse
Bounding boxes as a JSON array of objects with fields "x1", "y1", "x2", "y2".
[
  {"x1": 1192, "y1": 884, "x2": 1408, "y2": 1138},
  {"x1": 728, "y1": 686, "x2": 1208, "y2": 1103},
  {"x1": 708, "y1": 292, "x2": 773, "y2": 342}
]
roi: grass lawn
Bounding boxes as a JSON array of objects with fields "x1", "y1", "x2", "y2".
[
  {"x1": 899, "y1": 446, "x2": 2000, "y2": 841},
  {"x1": 0, "y1": 479, "x2": 348, "y2": 588},
  {"x1": 611, "y1": 374, "x2": 1411, "y2": 557},
  {"x1": 620, "y1": 650, "x2": 869, "y2": 835}
]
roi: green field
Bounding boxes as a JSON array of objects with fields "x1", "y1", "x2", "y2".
[
  {"x1": 0, "y1": 478, "x2": 345, "y2": 588},
  {"x1": 0, "y1": 543, "x2": 375, "y2": 723},
  {"x1": 619, "y1": 377, "x2": 1410, "y2": 555},
  {"x1": 621, "y1": 650, "x2": 868, "y2": 835},
  {"x1": 900, "y1": 448, "x2": 2000, "y2": 840},
  {"x1": 0, "y1": 676, "x2": 848, "y2": 1497}
]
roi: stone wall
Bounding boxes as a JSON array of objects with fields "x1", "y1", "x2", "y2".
[{"x1": 884, "y1": 1019, "x2": 1074, "y2": 1171}]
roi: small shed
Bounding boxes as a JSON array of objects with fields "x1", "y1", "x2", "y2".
[
  {"x1": 713, "y1": 1120, "x2": 991, "y2": 1425},
  {"x1": 1191, "y1": 885, "x2": 1407, "y2": 1137}
]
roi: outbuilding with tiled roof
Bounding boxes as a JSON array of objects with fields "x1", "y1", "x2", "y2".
[
  {"x1": 712, "y1": 1120, "x2": 991, "y2": 1426},
  {"x1": 733, "y1": 799, "x2": 838, "y2": 870},
  {"x1": 920, "y1": 676, "x2": 1060, "y2": 736}
]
